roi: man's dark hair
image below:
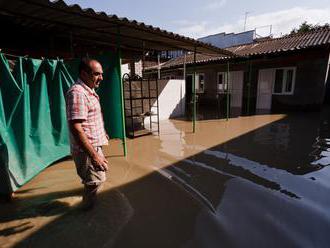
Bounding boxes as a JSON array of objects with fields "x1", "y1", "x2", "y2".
[{"x1": 79, "y1": 58, "x2": 92, "y2": 74}]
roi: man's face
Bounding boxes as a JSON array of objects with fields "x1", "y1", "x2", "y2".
[{"x1": 81, "y1": 60, "x2": 104, "y2": 89}]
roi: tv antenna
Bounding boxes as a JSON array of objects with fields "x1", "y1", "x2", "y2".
[{"x1": 244, "y1": 11, "x2": 251, "y2": 31}]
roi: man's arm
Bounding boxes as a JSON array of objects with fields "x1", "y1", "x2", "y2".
[{"x1": 69, "y1": 120, "x2": 108, "y2": 171}]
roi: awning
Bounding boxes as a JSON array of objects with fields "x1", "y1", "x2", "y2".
[{"x1": 0, "y1": 0, "x2": 234, "y2": 56}]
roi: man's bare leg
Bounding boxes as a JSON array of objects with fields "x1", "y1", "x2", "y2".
[{"x1": 82, "y1": 184, "x2": 99, "y2": 210}]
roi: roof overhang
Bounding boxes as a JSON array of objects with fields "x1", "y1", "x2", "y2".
[{"x1": 0, "y1": 0, "x2": 234, "y2": 57}]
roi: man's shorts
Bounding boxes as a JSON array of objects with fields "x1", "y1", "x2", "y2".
[{"x1": 72, "y1": 147, "x2": 106, "y2": 186}]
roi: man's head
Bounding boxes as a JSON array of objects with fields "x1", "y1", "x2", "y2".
[{"x1": 79, "y1": 58, "x2": 103, "y2": 89}]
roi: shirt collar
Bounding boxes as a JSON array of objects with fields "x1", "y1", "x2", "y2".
[{"x1": 77, "y1": 78, "x2": 97, "y2": 96}]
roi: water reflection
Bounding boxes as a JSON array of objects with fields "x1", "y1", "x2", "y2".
[
  {"x1": 158, "y1": 121, "x2": 187, "y2": 159},
  {"x1": 310, "y1": 109, "x2": 330, "y2": 168},
  {"x1": 220, "y1": 113, "x2": 326, "y2": 174},
  {"x1": 164, "y1": 110, "x2": 330, "y2": 247},
  {"x1": 186, "y1": 173, "x2": 330, "y2": 248}
]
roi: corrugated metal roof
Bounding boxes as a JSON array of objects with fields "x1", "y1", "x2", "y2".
[
  {"x1": 147, "y1": 27, "x2": 330, "y2": 70},
  {"x1": 0, "y1": 0, "x2": 234, "y2": 56},
  {"x1": 198, "y1": 30, "x2": 255, "y2": 49},
  {"x1": 228, "y1": 27, "x2": 330, "y2": 56}
]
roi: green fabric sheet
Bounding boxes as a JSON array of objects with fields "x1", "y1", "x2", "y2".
[
  {"x1": 0, "y1": 52, "x2": 124, "y2": 194},
  {"x1": 65, "y1": 52, "x2": 125, "y2": 139}
]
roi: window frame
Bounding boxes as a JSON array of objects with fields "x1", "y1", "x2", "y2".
[
  {"x1": 195, "y1": 73, "x2": 205, "y2": 93},
  {"x1": 186, "y1": 73, "x2": 205, "y2": 93},
  {"x1": 217, "y1": 71, "x2": 229, "y2": 92},
  {"x1": 272, "y1": 67, "x2": 296, "y2": 95}
]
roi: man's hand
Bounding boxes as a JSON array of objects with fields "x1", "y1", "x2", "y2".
[
  {"x1": 91, "y1": 153, "x2": 108, "y2": 172},
  {"x1": 69, "y1": 120, "x2": 109, "y2": 172}
]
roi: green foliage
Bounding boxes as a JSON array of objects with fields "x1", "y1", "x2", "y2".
[{"x1": 290, "y1": 21, "x2": 330, "y2": 35}]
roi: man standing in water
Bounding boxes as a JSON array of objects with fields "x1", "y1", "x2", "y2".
[{"x1": 66, "y1": 58, "x2": 109, "y2": 210}]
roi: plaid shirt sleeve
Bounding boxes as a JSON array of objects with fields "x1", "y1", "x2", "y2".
[{"x1": 66, "y1": 90, "x2": 88, "y2": 121}]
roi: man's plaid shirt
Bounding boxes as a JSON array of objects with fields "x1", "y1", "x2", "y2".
[{"x1": 66, "y1": 79, "x2": 108, "y2": 153}]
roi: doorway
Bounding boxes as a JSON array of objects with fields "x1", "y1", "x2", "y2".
[{"x1": 256, "y1": 69, "x2": 274, "y2": 114}]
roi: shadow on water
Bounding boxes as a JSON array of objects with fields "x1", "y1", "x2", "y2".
[
  {"x1": 8, "y1": 107, "x2": 330, "y2": 248},
  {"x1": 0, "y1": 223, "x2": 34, "y2": 237},
  {"x1": 12, "y1": 173, "x2": 201, "y2": 248},
  {"x1": 0, "y1": 188, "x2": 83, "y2": 224}
]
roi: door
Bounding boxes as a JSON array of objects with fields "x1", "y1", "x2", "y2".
[{"x1": 257, "y1": 69, "x2": 274, "y2": 112}]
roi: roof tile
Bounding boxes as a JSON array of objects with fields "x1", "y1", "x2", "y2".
[{"x1": 148, "y1": 27, "x2": 330, "y2": 70}]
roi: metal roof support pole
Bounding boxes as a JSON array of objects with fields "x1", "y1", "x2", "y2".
[
  {"x1": 142, "y1": 41, "x2": 145, "y2": 78},
  {"x1": 69, "y1": 31, "x2": 74, "y2": 58},
  {"x1": 183, "y1": 52, "x2": 187, "y2": 79},
  {"x1": 247, "y1": 60, "x2": 252, "y2": 115},
  {"x1": 226, "y1": 61, "x2": 230, "y2": 121},
  {"x1": 322, "y1": 51, "x2": 330, "y2": 103},
  {"x1": 117, "y1": 26, "x2": 127, "y2": 157},
  {"x1": 157, "y1": 53, "x2": 161, "y2": 80},
  {"x1": 325, "y1": 51, "x2": 330, "y2": 86},
  {"x1": 183, "y1": 52, "x2": 187, "y2": 116},
  {"x1": 193, "y1": 47, "x2": 197, "y2": 133}
]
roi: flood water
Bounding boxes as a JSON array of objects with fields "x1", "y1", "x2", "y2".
[{"x1": 1, "y1": 109, "x2": 330, "y2": 248}]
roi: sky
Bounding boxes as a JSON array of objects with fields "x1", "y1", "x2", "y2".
[{"x1": 63, "y1": 0, "x2": 330, "y2": 38}]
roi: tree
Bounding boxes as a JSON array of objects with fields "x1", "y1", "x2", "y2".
[{"x1": 290, "y1": 21, "x2": 330, "y2": 35}]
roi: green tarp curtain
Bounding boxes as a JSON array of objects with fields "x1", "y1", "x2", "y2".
[
  {"x1": 64, "y1": 53, "x2": 125, "y2": 139},
  {"x1": 0, "y1": 52, "x2": 124, "y2": 194}
]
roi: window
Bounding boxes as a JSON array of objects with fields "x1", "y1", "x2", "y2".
[
  {"x1": 273, "y1": 67, "x2": 296, "y2": 95},
  {"x1": 186, "y1": 73, "x2": 205, "y2": 93},
  {"x1": 217, "y1": 72, "x2": 229, "y2": 92},
  {"x1": 195, "y1": 73, "x2": 205, "y2": 93}
]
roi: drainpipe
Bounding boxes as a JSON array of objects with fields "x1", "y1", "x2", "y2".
[{"x1": 117, "y1": 26, "x2": 127, "y2": 157}]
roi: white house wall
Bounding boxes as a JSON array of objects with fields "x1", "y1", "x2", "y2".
[
  {"x1": 121, "y1": 63, "x2": 129, "y2": 77},
  {"x1": 146, "y1": 79, "x2": 185, "y2": 125}
]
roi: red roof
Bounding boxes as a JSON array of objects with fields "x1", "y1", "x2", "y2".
[{"x1": 146, "y1": 27, "x2": 330, "y2": 70}]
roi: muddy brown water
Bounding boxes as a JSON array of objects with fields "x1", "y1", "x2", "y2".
[{"x1": 1, "y1": 111, "x2": 330, "y2": 248}]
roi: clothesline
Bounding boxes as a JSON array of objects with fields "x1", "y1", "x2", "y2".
[
  {"x1": 0, "y1": 50, "x2": 28, "y2": 59},
  {"x1": 0, "y1": 49, "x2": 79, "y2": 61}
]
